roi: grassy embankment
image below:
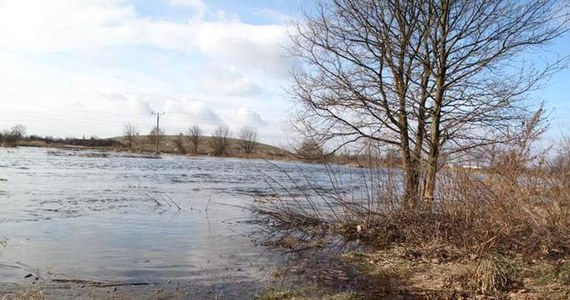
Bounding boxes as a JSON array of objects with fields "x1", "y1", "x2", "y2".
[
  {"x1": 12, "y1": 135, "x2": 389, "y2": 166},
  {"x1": 10, "y1": 135, "x2": 295, "y2": 161},
  {"x1": 113, "y1": 135, "x2": 293, "y2": 159}
]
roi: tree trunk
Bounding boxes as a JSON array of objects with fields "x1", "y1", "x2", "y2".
[
  {"x1": 423, "y1": 0, "x2": 449, "y2": 211},
  {"x1": 423, "y1": 102, "x2": 442, "y2": 209},
  {"x1": 400, "y1": 133, "x2": 421, "y2": 210},
  {"x1": 423, "y1": 153, "x2": 438, "y2": 210}
]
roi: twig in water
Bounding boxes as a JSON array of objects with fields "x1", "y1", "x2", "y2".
[
  {"x1": 145, "y1": 193, "x2": 162, "y2": 207},
  {"x1": 164, "y1": 194, "x2": 182, "y2": 211},
  {"x1": 146, "y1": 279, "x2": 172, "y2": 300},
  {"x1": 143, "y1": 192, "x2": 181, "y2": 212},
  {"x1": 205, "y1": 193, "x2": 213, "y2": 212},
  {"x1": 51, "y1": 278, "x2": 151, "y2": 287}
]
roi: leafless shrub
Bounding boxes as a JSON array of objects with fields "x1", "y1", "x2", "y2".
[
  {"x1": 123, "y1": 123, "x2": 138, "y2": 150},
  {"x1": 174, "y1": 133, "x2": 186, "y2": 154},
  {"x1": 186, "y1": 125, "x2": 203, "y2": 154},
  {"x1": 0, "y1": 124, "x2": 26, "y2": 147},
  {"x1": 254, "y1": 124, "x2": 570, "y2": 259},
  {"x1": 295, "y1": 137, "x2": 325, "y2": 161},
  {"x1": 9, "y1": 124, "x2": 25, "y2": 139},
  {"x1": 238, "y1": 126, "x2": 258, "y2": 154},
  {"x1": 147, "y1": 126, "x2": 164, "y2": 148},
  {"x1": 211, "y1": 125, "x2": 232, "y2": 156},
  {"x1": 551, "y1": 134, "x2": 570, "y2": 184}
]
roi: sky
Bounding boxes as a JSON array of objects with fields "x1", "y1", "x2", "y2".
[
  {"x1": 0, "y1": 0, "x2": 568, "y2": 146},
  {"x1": 0, "y1": 0, "x2": 303, "y2": 145}
]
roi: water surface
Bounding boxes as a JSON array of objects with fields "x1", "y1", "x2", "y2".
[{"x1": 0, "y1": 147, "x2": 368, "y2": 290}]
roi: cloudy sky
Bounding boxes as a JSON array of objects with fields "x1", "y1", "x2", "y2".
[
  {"x1": 0, "y1": 0, "x2": 304, "y2": 144},
  {"x1": 0, "y1": 0, "x2": 568, "y2": 146}
]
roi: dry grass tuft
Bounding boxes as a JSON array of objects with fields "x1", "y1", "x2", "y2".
[
  {"x1": 256, "y1": 287, "x2": 360, "y2": 300},
  {"x1": 469, "y1": 254, "x2": 518, "y2": 295},
  {"x1": 1, "y1": 290, "x2": 45, "y2": 300}
]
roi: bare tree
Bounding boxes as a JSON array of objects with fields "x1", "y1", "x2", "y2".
[
  {"x1": 0, "y1": 124, "x2": 26, "y2": 146},
  {"x1": 123, "y1": 123, "x2": 139, "y2": 150},
  {"x1": 211, "y1": 125, "x2": 232, "y2": 156},
  {"x1": 296, "y1": 137, "x2": 324, "y2": 160},
  {"x1": 238, "y1": 126, "x2": 258, "y2": 154},
  {"x1": 10, "y1": 124, "x2": 26, "y2": 138},
  {"x1": 174, "y1": 133, "x2": 186, "y2": 154},
  {"x1": 186, "y1": 125, "x2": 203, "y2": 154},
  {"x1": 551, "y1": 133, "x2": 570, "y2": 177},
  {"x1": 148, "y1": 126, "x2": 165, "y2": 152},
  {"x1": 291, "y1": 0, "x2": 568, "y2": 210}
]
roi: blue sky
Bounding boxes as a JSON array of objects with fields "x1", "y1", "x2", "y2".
[
  {"x1": 0, "y1": 0, "x2": 298, "y2": 144},
  {"x1": 528, "y1": 34, "x2": 570, "y2": 144},
  {"x1": 0, "y1": 0, "x2": 568, "y2": 146}
]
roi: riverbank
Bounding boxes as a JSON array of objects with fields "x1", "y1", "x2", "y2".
[
  {"x1": 256, "y1": 248, "x2": 569, "y2": 299},
  {"x1": 7, "y1": 136, "x2": 401, "y2": 167},
  {"x1": 0, "y1": 276, "x2": 268, "y2": 299},
  {"x1": 8, "y1": 136, "x2": 302, "y2": 162},
  {"x1": 251, "y1": 163, "x2": 570, "y2": 299}
]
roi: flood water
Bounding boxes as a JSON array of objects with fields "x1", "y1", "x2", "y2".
[{"x1": 0, "y1": 147, "x2": 369, "y2": 294}]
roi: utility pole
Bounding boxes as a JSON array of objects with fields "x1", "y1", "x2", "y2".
[{"x1": 151, "y1": 111, "x2": 165, "y2": 154}]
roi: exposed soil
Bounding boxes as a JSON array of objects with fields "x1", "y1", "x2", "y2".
[{"x1": 0, "y1": 277, "x2": 265, "y2": 299}]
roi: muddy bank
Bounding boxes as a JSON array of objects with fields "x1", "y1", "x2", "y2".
[{"x1": 0, "y1": 277, "x2": 265, "y2": 299}]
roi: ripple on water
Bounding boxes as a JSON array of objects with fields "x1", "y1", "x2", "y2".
[{"x1": 0, "y1": 147, "x2": 372, "y2": 289}]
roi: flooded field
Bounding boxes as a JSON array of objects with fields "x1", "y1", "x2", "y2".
[{"x1": 0, "y1": 147, "x2": 368, "y2": 297}]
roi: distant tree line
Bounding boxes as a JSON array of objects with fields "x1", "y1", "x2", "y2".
[
  {"x1": 122, "y1": 123, "x2": 260, "y2": 156},
  {"x1": 0, "y1": 125, "x2": 26, "y2": 146},
  {"x1": 0, "y1": 124, "x2": 121, "y2": 148}
]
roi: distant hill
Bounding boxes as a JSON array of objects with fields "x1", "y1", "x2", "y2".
[{"x1": 111, "y1": 135, "x2": 293, "y2": 159}]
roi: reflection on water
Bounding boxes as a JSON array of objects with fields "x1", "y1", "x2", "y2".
[{"x1": 0, "y1": 147, "x2": 372, "y2": 289}]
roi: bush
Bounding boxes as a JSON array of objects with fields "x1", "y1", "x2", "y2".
[{"x1": 253, "y1": 156, "x2": 570, "y2": 259}]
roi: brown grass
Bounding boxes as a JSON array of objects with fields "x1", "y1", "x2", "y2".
[
  {"x1": 256, "y1": 163, "x2": 569, "y2": 258},
  {"x1": 253, "y1": 147, "x2": 570, "y2": 298},
  {"x1": 1, "y1": 290, "x2": 45, "y2": 300}
]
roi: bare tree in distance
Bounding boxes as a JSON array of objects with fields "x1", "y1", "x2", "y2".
[
  {"x1": 174, "y1": 133, "x2": 186, "y2": 154},
  {"x1": 0, "y1": 124, "x2": 26, "y2": 146},
  {"x1": 148, "y1": 126, "x2": 165, "y2": 152},
  {"x1": 238, "y1": 126, "x2": 258, "y2": 154},
  {"x1": 211, "y1": 125, "x2": 232, "y2": 156},
  {"x1": 187, "y1": 125, "x2": 203, "y2": 154},
  {"x1": 291, "y1": 0, "x2": 569, "y2": 210},
  {"x1": 10, "y1": 124, "x2": 26, "y2": 138},
  {"x1": 296, "y1": 137, "x2": 325, "y2": 160},
  {"x1": 123, "y1": 123, "x2": 139, "y2": 150}
]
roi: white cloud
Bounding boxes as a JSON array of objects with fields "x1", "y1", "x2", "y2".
[
  {"x1": 164, "y1": 99, "x2": 222, "y2": 126},
  {"x1": 0, "y1": 0, "x2": 136, "y2": 51},
  {"x1": 0, "y1": 0, "x2": 291, "y2": 77},
  {"x1": 199, "y1": 64, "x2": 261, "y2": 97},
  {"x1": 191, "y1": 19, "x2": 291, "y2": 77},
  {"x1": 232, "y1": 107, "x2": 268, "y2": 128},
  {"x1": 250, "y1": 8, "x2": 292, "y2": 23},
  {"x1": 0, "y1": 0, "x2": 293, "y2": 143},
  {"x1": 165, "y1": 0, "x2": 206, "y2": 11}
]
